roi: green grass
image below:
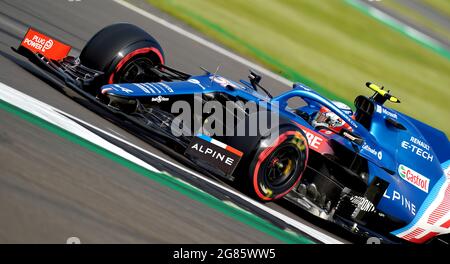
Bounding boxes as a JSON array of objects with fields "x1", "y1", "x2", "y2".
[{"x1": 148, "y1": 0, "x2": 450, "y2": 136}]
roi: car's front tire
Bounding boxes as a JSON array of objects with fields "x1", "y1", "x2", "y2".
[{"x1": 79, "y1": 23, "x2": 165, "y2": 92}]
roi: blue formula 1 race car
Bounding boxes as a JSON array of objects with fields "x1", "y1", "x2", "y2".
[{"x1": 15, "y1": 23, "x2": 450, "y2": 243}]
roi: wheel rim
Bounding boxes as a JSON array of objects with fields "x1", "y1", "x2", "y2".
[
  {"x1": 263, "y1": 144, "x2": 303, "y2": 189},
  {"x1": 117, "y1": 57, "x2": 155, "y2": 83}
]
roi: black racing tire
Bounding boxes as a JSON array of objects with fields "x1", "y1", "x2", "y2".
[
  {"x1": 79, "y1": 23, "x2": 165, "y2": 90},
  {"x1": 248, "y1": 127, "x2": 309, "y2": 201}
]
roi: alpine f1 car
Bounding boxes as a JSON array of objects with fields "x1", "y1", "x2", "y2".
[{"x1": 14, "y1": 23, "x2": 450, "y2": 244}]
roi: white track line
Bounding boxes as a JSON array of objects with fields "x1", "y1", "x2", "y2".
[
  {"x1": 113, "y1": 0, "x2": 293, "y2": 87},
  {"x1": 0, "y1": 82, "x2": 159, "y2": 173},
  {"x1": 0, "y1": 81, "x2": 343, "y2": 244},
  {"x1": 356, "y1": 0, "x2": 445, "y2": 48}
]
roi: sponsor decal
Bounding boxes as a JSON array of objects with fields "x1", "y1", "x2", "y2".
[
  {"x1": 188, "y1": 79, "x2": 200, "y2": 84},
  {"x1": 362, "y1": 143, "x2": 382, "y2": 160},
  {"x1": 338, "y1": 113, "x2": 358, "y2": 129},
  {"x1": 409, "y1": 136, "x2": 430, "y2": 151},
  {"x1": 189, "y1": 143, "x2": 235, "y2": 165},
  {"x1": 119, "y1": 87, "x2": 133, "y2": 94},
  {"x1": 187, "y1": 78, "x2": 206, "y2": 90},
  {"x1": 152, "y1": 95, "x2": 169, "y2": 103},
  {"x1": 401, "y1": 140, "x2": 433, "y2": 162},
  {"x1": 304, "y1": 131, "x2": 324, "y2": 150},
  {"x1": 106, "y1": 85, "x2": 132, "y2": 95},
  {"x1": 350, "y1": 196, "x2": 375, "y2": 213},
  {"x1": 142, "y1": 83, "x2": 157, "y2": 94},
  {"x1": 141, "y1": 83, "x2": 155, "y2": 94},
  {"x1": 392, "y1": 162, "x2": 449, "y2": 243},
  {"x1": 185, "y1": 134, "x2": 243, "y2": 175},
  {"x1": 398, "y1": 164, "x2": 430, "y2": 193},
  {"x1": 383, "y1": 189, "x2": 417, "y2": 216},
  {"x1": 20, "y1": 28, "x2": 71, "y2": 60},
  {"x1": 376, "y1": 105, "x2": 397, "y2": 119},
  {"x1": 158, "y1": 83, "x2": 174, "y2": 93},
  {"x1": 210, "y1": 76, "x2": 237, "y2": 89},
  {"x1": 348, "y1": 119, "x2": 358, "y2": 128},
  {"x1": 295, "y1": 125, "x2": 332, "y2": 154},
  {"x1": 135, "y1": 83, "x2": 151, "y2": 94}
]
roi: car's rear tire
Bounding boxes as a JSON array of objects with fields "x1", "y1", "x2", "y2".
[
  {"x1": 79, "y1": 23, "x2": 164, "y2": 91},
  {"x1": 249, "y1": 128, "x2": 309, "y2": 201}
]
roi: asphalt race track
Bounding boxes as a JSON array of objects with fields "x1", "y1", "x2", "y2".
[{"x1": 0, "y1": 0, "x2": 347, "y2": 243}]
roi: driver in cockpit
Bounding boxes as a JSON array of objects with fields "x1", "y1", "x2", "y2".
[{"x1": 311, "y1": 101, "x2": 354, "y2": 134}]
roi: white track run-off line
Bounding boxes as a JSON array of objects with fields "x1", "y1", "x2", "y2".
[
  {"x1": 0, "y1": 82, "x2": 160, "y2": 173},
  {"x1": 362, "y1": 1, "x2": 444, "y2": 48},
  {"x1": 0, "y1": 81, "x2": 343, "y2": 244},
  {"x1": 113, "y1": 0, "x2": 293, "y2": 87}
]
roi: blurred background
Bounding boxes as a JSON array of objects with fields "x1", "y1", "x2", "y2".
[{"x1": 150, "y1": 0, "x2": 450, "y2": 135}]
